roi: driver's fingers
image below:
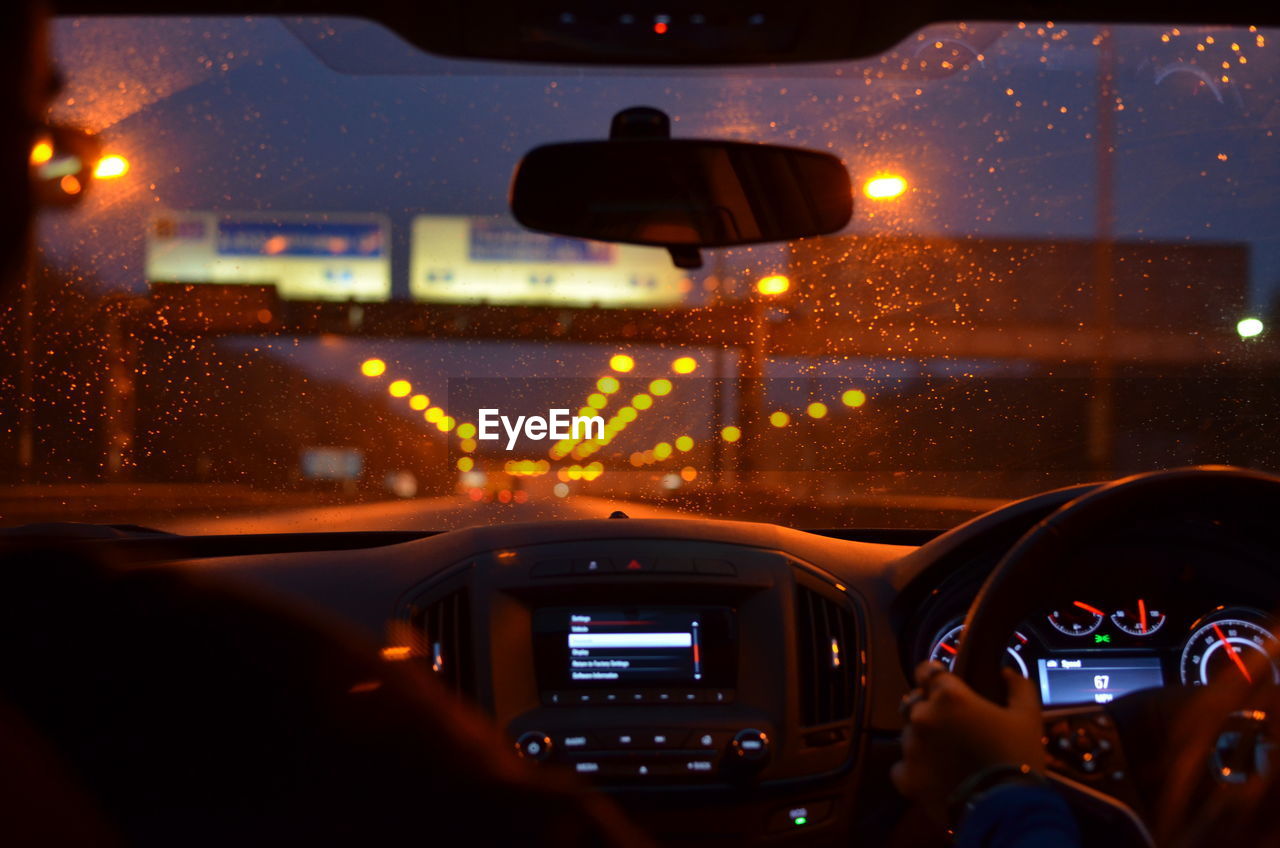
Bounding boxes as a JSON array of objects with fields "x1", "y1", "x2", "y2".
[
  {"x1": 1003, "y1": 667, "x2": 1040, "y2": 713},
  {"x1": 888, "y1": 758, "x2": 913, "y2": 796},
  {"x1": 913, "y1": 661, "x2": 948, "y2": 689}
]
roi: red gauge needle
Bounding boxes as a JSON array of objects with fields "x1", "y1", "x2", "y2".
[
  {"x1": 1073, "y1": 601, "x2": 1105, "y2": 617},
  {"x1": 1138, "y1": 598, "x2": 1148, "y2": 634},
  {"x1": 1213, "y1": 623, "x2": 1253, "y2": 684},
  {"x1": 939, "y1": 642, "x2": 957, "y2": 655}
]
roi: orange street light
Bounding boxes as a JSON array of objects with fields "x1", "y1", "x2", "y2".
[
  {"x1": 863, "y1": 174, "x2": 907, "y2": 200},
  {"x1": 757, "y1": 274, "x2": 790, "y2": 295},
  {"x1": 93, "y1": 154, "x2": 130, "y2": 179}
]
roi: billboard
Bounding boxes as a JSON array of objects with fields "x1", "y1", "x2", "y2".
[
  {"x1": 410, "y1": 215, "x2": 689, "y2": 308},
  {"x1": 147, "y1": 211, "x2": 391, "y2": 302}
]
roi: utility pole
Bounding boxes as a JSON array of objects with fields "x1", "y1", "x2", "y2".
[{"x1": 1089, "y1": 27, "x2": 1117, "y2": 475}]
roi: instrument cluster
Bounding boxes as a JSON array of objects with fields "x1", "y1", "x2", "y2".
[{"x1": 925, "y1": 600, "x2": 1278, "y2": 706}]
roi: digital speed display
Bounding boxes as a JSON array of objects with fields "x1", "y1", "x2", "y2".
[{"x1": 1037, "y1": 656, "x2": 1164, "y2": 706}]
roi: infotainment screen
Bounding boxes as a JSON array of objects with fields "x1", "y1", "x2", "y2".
[
  {"x1": 1036, "y1": 656, "x2": 1164, "y2": 706},
  {"x1": 532, "y1": 607, "x2": 736, "y2": 691}
]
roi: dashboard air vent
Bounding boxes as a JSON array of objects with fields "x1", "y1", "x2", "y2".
[
  {"x1": 795, "y1": 584, "x2": 856, "y2": 726},
  {"x1": 417, "y1": 587, "x2": 474, "y2": 698}
]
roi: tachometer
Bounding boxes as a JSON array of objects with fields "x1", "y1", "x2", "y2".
[
  {"x1": 1110, "y1": 599, "x2": 1166, "y2": 636},
  {"x1": 1047, "y1": 601, "x2": 1105, "y2": 636},
  {"x1": 1180, "y1": 611, "x2": 1280, "y2": 687},
  {"x1": 928, "y1": 622, "x2": 1030, "y2": 678}
]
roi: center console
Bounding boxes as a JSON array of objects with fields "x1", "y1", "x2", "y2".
[{"x1": 394, "y1": 538, "x2": 865, "y2": 842}]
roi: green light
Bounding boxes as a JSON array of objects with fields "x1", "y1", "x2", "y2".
[
  {"x1": 1094, "y1": 634, "x2": 1111, "y2": 644},
  {"x1": 794, "y1": 817, "x2": 808, "y2": 826}
]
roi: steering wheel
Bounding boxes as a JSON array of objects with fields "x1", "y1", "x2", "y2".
[{"x1": 952, "y1": 466, "x2": 1280, "y2": 846}]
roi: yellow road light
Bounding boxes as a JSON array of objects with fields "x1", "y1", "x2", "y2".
[
  {"x1": 597, "y1": 375, "x2": 620, "y2": 394},
  {"x1": 721, "y1": 426, "x2": 741, "y2": 443},
  {"x1": 388, "y1": 379, "x2": 411, "y2": 397},
  {"x1": 650, "y1": 379, "x2": 673, "y2": 396},
  {"x1": 654, "y1": 442, "x2": 673, "y2": 460},
  {"x1": 675, "y1": 435, "x2": 694, "y2": 452},
  {"x1": 769, "y1": 411, "x2": 790, "y2": 428},
  {"x1": 842, "y1": 389, "x2": 867, "y2": 408},
  {"x1": 456, "y1": 422, "x2": 477, "y2": 440},
  {"x1": 671, "y1": 356, "x2": 697, "y2": 375},
  {"x1": 610, "y1": 354, "x2": 635, "y2": 373},
  {"x1": 409, "y1": 394, "x2": 429, "y2": 410},
  {"x1": 456, "y1": 457, "x2": 474, "y2": 472},
  {"x1": 633, "y1": 393, "x2": 653, "y2": 410},
  {"x1": 360, "y1": 358, "x2": 386, "y2": 377},
  {"x1": 93, "y1": 154, "x2": 130, "y2": 179},
  {"x1": 757, "y1": 274, "x2": 791, "y2": 296},
  {"x1": 863, "y1": 174, "x2": 907, "y2": 200},
  {"x1": 807, "y1": 402, "x2": 828, "y2": 419}
]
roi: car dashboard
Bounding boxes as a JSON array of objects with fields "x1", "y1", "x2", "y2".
[{"x1": 158, "y1": 480, "x2": 1280, "y2": 846}]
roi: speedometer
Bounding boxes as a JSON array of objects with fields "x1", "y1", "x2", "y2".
[
  {"x1": 1180, "y1": 610, "x2": 1280, "y2": 687},
  {"x1": 928, "y1": 622, "x2": 1030, "y2": 678}
]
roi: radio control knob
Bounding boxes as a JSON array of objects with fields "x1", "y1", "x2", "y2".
[
  {"x1": 515, "y1": 731, "x2": 553, "y2": 762},
  {"x1": 731, "y1": 728, "x2": 770, "y2": 764}
]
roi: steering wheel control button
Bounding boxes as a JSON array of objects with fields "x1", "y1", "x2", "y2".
[
  {"x1": 620, "y1": 557, "x2": 655, "y2": 573},
  {"x1": 515, "y1": 732, "x2": 553, "y2": 761},
  {"x1": 731, "y1": 729, "x2": 770, "y2": 763},
  {"x1": 530, "y1": 559, "x2": 572, "y2": 577},
  {"x1": 572, "y1": 557, "x2": 614, "y2": 574},
  {"x1": 694, "y1": 559, "x2": 736, "y2": 576},
  {"x1": 1046, "y1": 713, "x2": 1122, "y2": 779}
]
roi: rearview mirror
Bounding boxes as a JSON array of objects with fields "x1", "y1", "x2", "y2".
[{"x1": 510, "y1": 133, "x2": 852, "y2": 266}]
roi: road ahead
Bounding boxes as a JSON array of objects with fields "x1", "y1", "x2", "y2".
[{"x1": 161, "y1": 495, "x2": 692, "y2": 535}]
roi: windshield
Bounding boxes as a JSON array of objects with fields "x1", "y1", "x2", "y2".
[{"x1": 3, "y1": 17, "x2": 1278, "y2": 532}]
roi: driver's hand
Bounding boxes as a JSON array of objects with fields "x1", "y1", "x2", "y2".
[{"x1": 890, "y1": 662, "x2": 1046, "y2": 820}]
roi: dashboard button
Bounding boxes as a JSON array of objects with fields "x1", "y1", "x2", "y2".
[
  {"x1": 707, "y1": 690, "x2": 735, "y2": 704},
  {"x1": 531, "y1": 559, "x2": 572, "y2": 577},
  {"x1": 560, "y1": 733, "x2": 595, "y2": 751},
  {"x1": 655, "y1": 557, "x2": 694, "y2": 573},
  {"x1": 767, "y1": 800, "x2": 834, "y2": 832},
  {"x1": 573, "y1": 557, "x2": 614, "y2": 574},
  {"x1": 542, "y1": 691, "x2": 566, "y2": 705},
  {"x1": 515, "y1": 732, "x2": 553, "y2": 761},
  {"x1": 646, "y1": 731, "x2": 679, "y2": 748},
  {"x1": 619, "y1": 557, "x2": 656, "y2": 573},
  {"x1": 688, "y1": 731, "x2": 731, "y2": 750},
  {"x1": 694, "y1": 559, "x2": 736, "y2": 576},
  {"x1": 604, "y1": 731, "x2": 638, "y2": 747},
  {"x1": 732, "y1": 729, "x2": 771, "y2": 764}
]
